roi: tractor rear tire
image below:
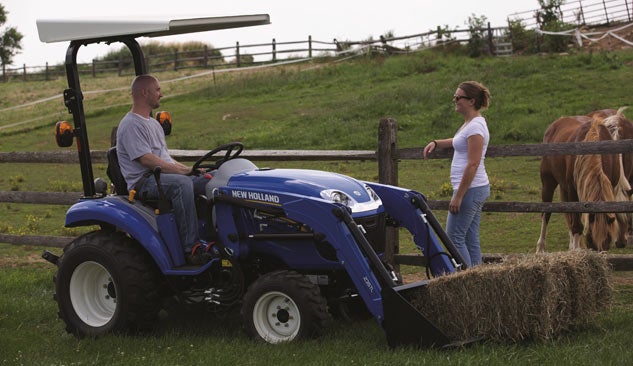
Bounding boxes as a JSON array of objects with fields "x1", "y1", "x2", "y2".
[
  {"x1": 53, "y1": 230, "x2": 163, "y2": 337},
  {"x1": 241, "y1": 270, "x2": 329, "y2": 343}
]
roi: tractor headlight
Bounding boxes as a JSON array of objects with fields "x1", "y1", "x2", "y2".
[
  {"x1": 365, "y1": 185, "x2": 380, "y2": 201},
  {"x1": 320, "y1": 187, "x2": 382, "y2": 213},
  {"x1": 321, "y1": 190, "x2": 351, "y2": 206}
]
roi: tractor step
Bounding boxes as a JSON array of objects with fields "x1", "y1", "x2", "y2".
[{"x1": 42, "y1": 250, "x2": 59, "y2": 265}]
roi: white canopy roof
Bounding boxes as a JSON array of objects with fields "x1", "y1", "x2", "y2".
[{"x1": 37, "y1": 14, "x2": 271, "y2": 43}]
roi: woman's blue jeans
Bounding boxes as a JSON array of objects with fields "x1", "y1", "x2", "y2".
[{"x1": 446, "y1": 184, "x2": 490, "y2": 267}]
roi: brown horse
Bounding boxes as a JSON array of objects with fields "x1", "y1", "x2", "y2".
[
  {"x1": 536, "y1": 108, "x2": 631, "y2": 252},
  {"x1": 587, "y1": 108, "x2": 633, "y2": 247}
]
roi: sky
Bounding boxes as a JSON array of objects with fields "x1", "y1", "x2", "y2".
[{"x1": 1, "y1": 0, "x2": 541, "y2": 67}]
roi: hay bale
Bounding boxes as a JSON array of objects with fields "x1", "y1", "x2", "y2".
[{"x1": 407, "y1": 251, "x2": 611, "y2": 343}]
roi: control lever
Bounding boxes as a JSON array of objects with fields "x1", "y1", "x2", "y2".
[{"x1": 153, "y1": 166, "x2": 173, "y2": 213}]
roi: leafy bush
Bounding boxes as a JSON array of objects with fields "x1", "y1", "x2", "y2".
[
  {"x1": 535, "y1": 0, "x2": 575, "y2": 53},
  {"x1": 466, "y1": 14, "x2": 489, "y2": 57},
  {"x1": 508, "y1": 19, "x2": 539, "y2": 54}
]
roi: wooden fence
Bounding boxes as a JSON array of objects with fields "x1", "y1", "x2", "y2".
[
  {"x1": 2, "y1": 118, "x2": 633, "y2": 269},
  {"x1": 0, "y1": 29, "x2": 488, "y2": 82},
  {"x1": 508, "y1": 0, "x2": 633, "y2": 29},
  {"x1": 1, "y1": 38, "x2": 339, "y2": 82},
  {"x1": 4, "y1": 0, "x2": 632, "y2": 82}
]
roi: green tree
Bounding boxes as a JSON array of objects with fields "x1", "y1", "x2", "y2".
[
  {"x1": 536, "y1": 0, "x2": 564, "y2": 27},
  {"x1": 466, "y1": 14, "x2": 488, "y2": 57},
  {"x1": 0, "y1": 3, "x2": 23, "y2": 67},
  {"x1": 535, "y1": 0, "x2": 572, "y2": 53}
]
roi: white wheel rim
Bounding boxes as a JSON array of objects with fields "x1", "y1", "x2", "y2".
[
  {"x1": 69, "y1": 261, "x2": 117, "y2": 327},
  {"x1": 252, "y1": 291, "x2": 301, "y2": 343}
]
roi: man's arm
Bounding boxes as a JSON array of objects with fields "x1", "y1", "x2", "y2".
[{"x1": 138, "y1": 153, "x2": 191, "y2": 175}]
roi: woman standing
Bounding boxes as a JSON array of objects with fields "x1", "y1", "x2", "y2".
[{"x1": 423, "y1": 81, "x2": 491, "y2": 267}]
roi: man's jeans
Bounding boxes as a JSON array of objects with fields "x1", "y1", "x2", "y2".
[
  {"x1": 136, "y1": 174, "x2": 208, "y2": 252},
  {"x1": 446, "y1": 184, "x2": 490, "y2": 267}
]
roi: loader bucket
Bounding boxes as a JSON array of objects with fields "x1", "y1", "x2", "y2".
[{"x1": 381, "y1": 280, "x2": 450, "y2": 348}]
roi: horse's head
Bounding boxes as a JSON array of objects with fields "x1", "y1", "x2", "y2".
[
  {"x1": 602, "y1": 107, "x2": 633, "y2": 248},
  {"x1": 575, "y1": 111, "x2": 631, "y2": 252},
  {"x1": 615, "y1": 212, "x2": 632, "y2": 248},
  {"x1": 584, "y1": 212, "x2": 618, "y2": 251}
]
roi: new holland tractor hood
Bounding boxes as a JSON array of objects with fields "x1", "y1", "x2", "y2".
[{"x1": 205, "y1": 159, "x2": 383, "y2": 216}]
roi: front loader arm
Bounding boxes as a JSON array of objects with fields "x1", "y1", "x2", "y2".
[
  {"x1": 214, "y1": 188, "x2": 389, "y2": 321},
  {"x1": 365, "y1": 182, "x2": 465, "y2": 274},
  {"x1": 280, "y1": 189, "x2": 453, "y2": 348},
  {"x1": 213, "y1": 186, "x2": 454, "y2": 348}
]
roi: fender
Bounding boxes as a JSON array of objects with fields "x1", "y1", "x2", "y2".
[{"x1": 64, "y1": 196, "x2": 179, "y2": 272}]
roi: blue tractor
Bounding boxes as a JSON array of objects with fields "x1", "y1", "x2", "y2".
[{"x1": 38, "y1": 15, "x2": 466, "y2": 348}]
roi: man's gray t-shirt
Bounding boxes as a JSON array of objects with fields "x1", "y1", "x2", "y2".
[{"x1": 116, "y1": 112, "x2": 174, "y2": 191}]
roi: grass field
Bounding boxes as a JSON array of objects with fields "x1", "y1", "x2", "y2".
[
  {"x1": 1, "y1": 249, "x2": 633, "y2": 365},
  {"x1": 2, "y1": 46, "x2": 633, "y2": 364}
]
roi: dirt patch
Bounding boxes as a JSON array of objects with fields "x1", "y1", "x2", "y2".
[
  {"x1": 578, "y1": 23, "x2": 633, "y2": 52},
  {"x1": 0, "y1": 251, "x2": 51, "y2": 269}
]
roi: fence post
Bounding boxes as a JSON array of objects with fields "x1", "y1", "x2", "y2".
[
  {"x1": 22, "y1": 64, "x2": 26, "y2": 81},
  {"x1": 92, "y1": 59, "x2": 96, "y2": 78},
  {"x1": 272, "y1": 38, "x2": 277, "y2": 63},
  {"x1": 487, "y1": 22, "x2": 494, "y2": 55},
  {"x1": 2, "y1": 63, "x2": 5, "y2": 82},
  {"x1": 308, "y1": 35, "x2": 312, "y2": 58},
  {"x1": 118, "y1": 55, "x2": 123, "y2": 77},
  {"x1": 378, "y1": 118, "x2": 398, "y2": 186},
  {"x1": 378, "y1": 118, "x2": 399, "y2": 268},
  {"x1": 203, "y1": 45, "x2": 208, "y2": 67},
  {"x1": 174, "y1": 50, "x2": 179, "y2": 71},
  {"x1": 236, "y1": 42, "x2": 241, "y2": 67},
  {"x1": 45, "y1": 62, "x2": 49, "y2": 81},
  {"x1": 579, "y1": 0, "x2": 587, "y2": 24}
]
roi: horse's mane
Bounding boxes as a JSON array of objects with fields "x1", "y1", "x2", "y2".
[
  {"x1": 606, "y1": 107, "x2": 633, "y2": 232},
  {"x1": 602, "y1": 114, "x2": 621, "y2": 140},
  {"x1": 574, "y1": 115, "x2": 621, "y2": 248},
  {"x1": 603, "y1": 108, "x2": 632, "y2": 193}
]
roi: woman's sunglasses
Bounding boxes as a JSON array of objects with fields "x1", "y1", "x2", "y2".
[{"x1": 453, "y1": 95, "x2": 472, "y2": 102}]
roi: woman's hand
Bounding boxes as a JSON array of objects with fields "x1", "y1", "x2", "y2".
[
  {"x1": 422, "y1": 140, "x2": 437, "y2": 159},
  {"x1": 449, "y1": 196, "x2": 462, "y2": 214}
]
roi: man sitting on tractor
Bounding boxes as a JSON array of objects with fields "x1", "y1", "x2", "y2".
[{"x1": 116, "y1": 74, "x2": 211, "y2": 264}]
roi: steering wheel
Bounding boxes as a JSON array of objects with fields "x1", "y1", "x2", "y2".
[{"x1": 192, "y1": 142, "x2": 244, "y2": 172}]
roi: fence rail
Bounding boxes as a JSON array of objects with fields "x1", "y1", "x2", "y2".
[
  {"x1": 3, "y1": 119, "x2": 633, "y2": 269},
  {"x1": 509, "y1": 0, "x2": 633, "y2": 29},
  {"x1": 1, "y1": 37, "x2": 339, "y2": 82}
]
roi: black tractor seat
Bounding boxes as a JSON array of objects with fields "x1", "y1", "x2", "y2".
[
  {"x1": 106, "y1": 146, "x2": 130, "y2": 196},
  {"x1": 106, "y1": 146, "x2": 159, "y2": 204}
]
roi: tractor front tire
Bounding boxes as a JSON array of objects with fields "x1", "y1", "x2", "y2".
[
  {"x1": 241, "y1": 270, "x2": 329, "y2": 343},
  {"x1": 54, "y1": 230, "x2": 163, "y2": 337}
]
